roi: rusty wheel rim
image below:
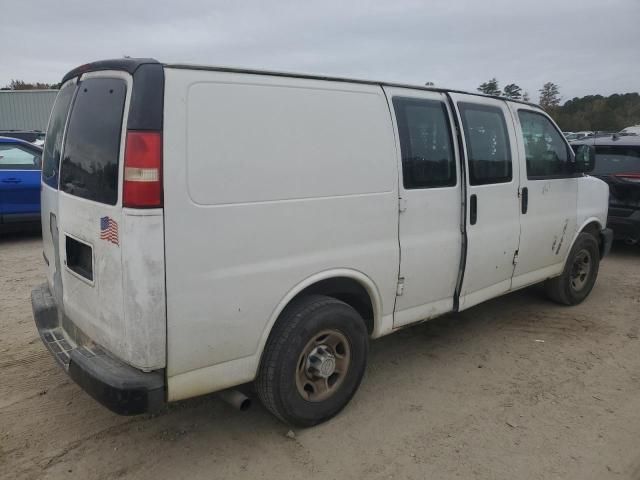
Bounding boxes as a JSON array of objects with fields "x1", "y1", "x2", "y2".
[
  {"x1": 570, "y1": 248, "x2": 592, "y2": 292},
  {"x1": 295, "y1": 329, "x2": 351, "y2": 402}
]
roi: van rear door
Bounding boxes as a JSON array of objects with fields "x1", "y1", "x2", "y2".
[
  {"x1": 41, "y1": 79, "x2": 77, "y2": 308},
  {"x1": 53, "y1": 68, "x2": 166, "y2": 371}
]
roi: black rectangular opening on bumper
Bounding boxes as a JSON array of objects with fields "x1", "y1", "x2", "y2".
[{"x1": 31, "y1": 283, "x2": 165, "y2": 415}]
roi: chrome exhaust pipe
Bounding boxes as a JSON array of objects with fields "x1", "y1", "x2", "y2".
[{"x1": 217, "y1": 389, "x2": 252, "y2": 411}]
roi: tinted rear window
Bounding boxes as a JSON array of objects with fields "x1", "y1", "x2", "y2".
[
  {"x1": 592, "y1": 146, "x2": 640, "y2": 175},
  {"x1": 42, "y1": 82, "x2": 76, "y2": 188},
  {"x1": 60, "y1": 78, "x2": 127, "y2": 205}
]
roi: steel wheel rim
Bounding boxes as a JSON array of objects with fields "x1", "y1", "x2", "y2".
[
  {"x1": 295, "y1": 329, "x2": 351, "y2": 402},
  {"x1": 570, "y1": 248, "x2": 592, "y2": 292}
]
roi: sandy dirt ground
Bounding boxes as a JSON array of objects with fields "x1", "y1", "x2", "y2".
[{"x1": 1, "y1": 232, "x2": 640, "y2": 480}]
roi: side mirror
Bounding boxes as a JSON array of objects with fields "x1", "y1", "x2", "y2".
[{"x1": 573, "y1": 144, "x2": 595, "y2": 173}]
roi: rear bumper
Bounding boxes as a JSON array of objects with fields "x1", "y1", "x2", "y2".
[
  {"x1": 31, "y1": 283, "x2": 165, "y2": 415},
  {"x1": 608, "y1": 210, "x2": 640, "y2": 242},
  {"x1": 600, "y1": 227, "x2": 614, "y2": 257}
]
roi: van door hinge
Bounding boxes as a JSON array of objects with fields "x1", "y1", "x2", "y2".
[
  {"x1": 398, "y1": 197, "x2": 407, "y2": 213},
  {"x1": 396, "y1": 277, "x2": 405, "y2": 296},
  {"x1": 512, "y1": 250, "x2": 519, "y2": 265}
]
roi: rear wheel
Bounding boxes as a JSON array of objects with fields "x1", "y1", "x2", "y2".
[
  {"x1": 545, "y1": 232, "x2": 600, "y2": 305},
  {"x1": 256, "y1": 295, "x2": 368, "y2": 427}
]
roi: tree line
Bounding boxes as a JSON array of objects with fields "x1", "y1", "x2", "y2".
[
  {"x1": 1, "y1": 79, "x2": 60, "y2": 90},
  {"x1": 3, "y1": 76, "x2": 639, "y2": 131},
  {"x1": 476, "y1": 78, "x2": 639, "y2": 131}
]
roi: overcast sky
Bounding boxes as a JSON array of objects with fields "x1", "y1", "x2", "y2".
[{"x1": 3, "y1": 0, "x2": 639, "y2": 103}]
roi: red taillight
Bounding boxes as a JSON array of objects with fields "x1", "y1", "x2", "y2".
[
  {"x1": 123, "y1": 130, "x2": 162, "y2": 208},
  {"x1": 614, "y1": 173, "x2": 640, "y2": 183}
]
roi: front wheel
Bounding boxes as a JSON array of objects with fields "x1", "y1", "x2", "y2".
[
  {"x1": 545, "y1": 232, "x2": 600, "y2": 305},
  {"x1": 256, "y1": 295, "x2": 368, "y2": 427}
]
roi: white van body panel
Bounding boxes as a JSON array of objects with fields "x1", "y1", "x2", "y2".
[
  {"x1": 162, "y1": 68, "x2": 399, "y2": 398},
  {"x1": 521, "y1": 177, "x2": 608, "y2": 292},
  {"x1": 577, "y1": 176, "x2": 609, "y2": 232},
  {"x1": 168, "y1": 267, "x2": 390, "y2": 401}
]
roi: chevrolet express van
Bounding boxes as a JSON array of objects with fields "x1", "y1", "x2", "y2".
[{"x1": 32, "y1": 58, "x2": 612, "y2": 427}]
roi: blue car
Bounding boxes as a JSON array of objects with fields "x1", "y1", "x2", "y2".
[{"x1": 0, "y1": 136, "x2": 42, "y2": 229}]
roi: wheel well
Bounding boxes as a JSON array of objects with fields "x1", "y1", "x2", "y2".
[
  {"x1": 581, "y1": 221, "x2": 600, "y2": 238},
  {"x1": 580, "y1": 221, "x2": 603, "y2": 255},
  {"x1": 293, "y1": 277, "x2": 375, "y2": 335}
]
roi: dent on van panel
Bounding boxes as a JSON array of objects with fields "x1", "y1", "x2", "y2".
[{"x1": 551, "y1": 218, "x2": 569, "y2": 255}]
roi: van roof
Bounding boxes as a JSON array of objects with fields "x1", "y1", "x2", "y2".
[{"x1": 61, "y1": 57, "x2": 540, "y2": 109}]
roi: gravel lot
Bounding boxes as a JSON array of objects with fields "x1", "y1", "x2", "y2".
[{"x1": 1, "y1": 232, "x2": 639, "y2": 480}]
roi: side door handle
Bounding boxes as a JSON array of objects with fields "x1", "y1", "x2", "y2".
[
  {"x1": 521, "y1": 187, "x2": 528, "y2": 214},
  {"x1": 470, "y1": 194, "x2": 477, "y2": 225},
  {"x1": 2, "y1": 178, "x2": 22, "y2": 184}
]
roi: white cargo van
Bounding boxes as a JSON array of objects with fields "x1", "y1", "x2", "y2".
[{"x1": 32, "y1": 58, "x2": 612, "y2": 426}]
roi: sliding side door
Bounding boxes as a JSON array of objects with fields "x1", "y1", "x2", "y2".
[
  {"x1": 385, "y1": 87, "x2": 463, "y2": 327},
  {"x1": 450, "y1": 94, "x2": 521, "y2": 309}
]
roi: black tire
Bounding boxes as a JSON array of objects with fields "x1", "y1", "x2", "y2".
[
  {"x1": 545, "y1": 232, "x2": 600, "y2": 305},
  {"x1": 256, "y1": 294, "x2": 368, "y2": 427}
]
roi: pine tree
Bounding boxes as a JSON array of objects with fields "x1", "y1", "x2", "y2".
[
  {"x1": 539, "y1": 82, "x2": 561, "y2": 110},
  {"x1": 502, "y1": 83, "x2": 522, "y2": 100},
  {"x1": 477, "y1": 78, "x2": 501, "y2": 96}
]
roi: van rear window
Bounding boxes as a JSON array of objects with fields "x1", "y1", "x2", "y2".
[
  {"x1": 592, "y1": 146, "x2": 640, "y2": 175},
  {"x1": 42, "y1": 81, "x2": 76, "y2": 188},
  {"x1": 60, "y1": 78, "x2": 127, "y2": 205}
]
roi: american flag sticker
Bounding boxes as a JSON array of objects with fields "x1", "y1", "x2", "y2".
[{"x1": 100, "y1": 216, "x2": 119, "y2": 245}]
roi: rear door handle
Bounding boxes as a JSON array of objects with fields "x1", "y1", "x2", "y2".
[
  {"x1": 470, "y1": 194, "x2": 477, "y2": 225},
  {"x1": 521, "y1": 187, "x2": 528, "y2": 214},
  {"x1": 2, "y1": 178, "x2": 22, "y2": 183}
]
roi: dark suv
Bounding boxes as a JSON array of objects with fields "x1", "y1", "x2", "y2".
[{"x1": 573, "y1": 136, "x2": 640, "y2": 245}]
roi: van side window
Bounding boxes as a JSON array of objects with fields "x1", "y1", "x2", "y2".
[
  {"x1": 0, "y1": 145, "x2": 41, "y2": 170},
  {"x1": 517, "y1": 110, "x2": 570, "y2": 178},
  {"x1": 458, "y1": 103, "x2": 512, "y2": 185},
  {"x1": 393, "y1": 97, "x2": 456, "y2": 189}
]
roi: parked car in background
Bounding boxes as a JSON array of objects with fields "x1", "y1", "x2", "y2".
[
  {"x1": 620, "y1": 125, "x2": 640, "y2": 136},
  {"x1": 0, "y1": 130, "x2": 46, "y2": 146},
  {"x1": 565, "y1": 132, "x2": 592, "y2": 142},
  {"x1": 573, "y1": 135, "x2": 640, "y2": 245},
  {"x1": 575, "y1": 131, "x2": 595, "y2": 140},
  {"x1": 0, "y1": 136, "x2": 42, "y2": 230}
]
